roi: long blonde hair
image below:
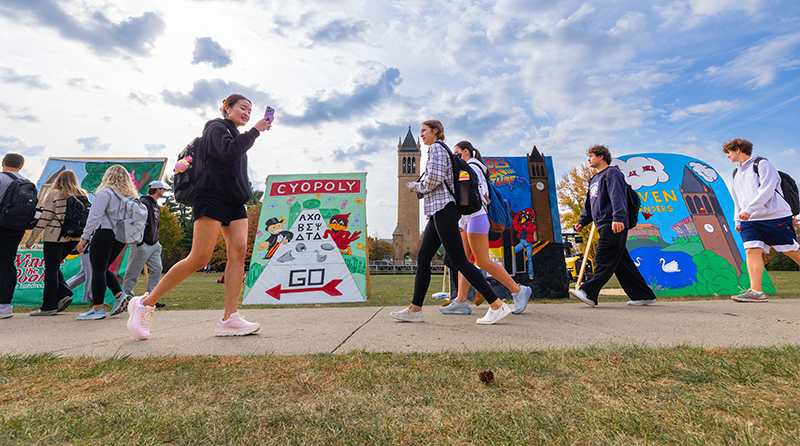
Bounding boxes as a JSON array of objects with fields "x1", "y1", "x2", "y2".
[
  {"x1": 49, "y1": 170, "x2": 88, "y2": 201},
  {"x1": 98, "y1": 164, "x2": 139, "y2": 198}
]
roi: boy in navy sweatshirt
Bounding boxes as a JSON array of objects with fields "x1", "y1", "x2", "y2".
[{"x1": 571, "y1": 145, "x2": 657, "y2": 307}]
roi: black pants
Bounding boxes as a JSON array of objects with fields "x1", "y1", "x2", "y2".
[
  {"x1": 0, "y1": 228, "x2": 25, "y2": 305},
  {"x1": 580, "y1": 225, "x2": 656, "y2": 303},
  {"x1": 89, "y1": 229, "x2": 125, "y2": 306},
  {"x1": 41, "y1": 241, "x2": 79, "y2": 310},
  {"x1": 413, "y1": 203, "x2": 499, "y2": 307}
]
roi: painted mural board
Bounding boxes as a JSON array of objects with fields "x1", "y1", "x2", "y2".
[
  {"x1": 611, "y1": 153, "x2": 775, "y2": 296},
  {"x1": 471, "y1": 150, "x2": 568, "y2": 300},
  {"x1": 243, "y1": 173, "x2": 368, "y2": 305},
  {"x1": 12, "y1": 157, "x2": 167, "y2": 306}
]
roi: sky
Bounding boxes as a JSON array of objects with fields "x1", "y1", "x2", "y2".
[{"x1": 1, "y1": 0, "x2": 799, "y2": 240}]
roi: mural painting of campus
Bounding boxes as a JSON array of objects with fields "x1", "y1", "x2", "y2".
[{"x1": 612, "y1": 153, "x2": 775, "y2": 296}]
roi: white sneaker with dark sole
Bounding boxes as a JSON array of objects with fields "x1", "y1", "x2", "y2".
[{"x1": 569, "y1": 289, "x2": 597, "y2": 307}]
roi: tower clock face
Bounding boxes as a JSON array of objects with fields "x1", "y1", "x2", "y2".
[
  {"x1": 536, "y1": 182, "x2": 545, "y2": 191},
  {"x1": 703, "y1": 223, "x2": 715, "y2": 233}
]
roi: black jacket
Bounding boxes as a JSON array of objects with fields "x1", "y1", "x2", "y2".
[
  {"x1": 194, "y1": 118, "x2": 260, "y2": 206},
  {"x1": 140, "y1": 195, "x2": 160, "y2": 246},
  {"x1": 578, "y1": 167, "x2": 629, "y2": 229}
]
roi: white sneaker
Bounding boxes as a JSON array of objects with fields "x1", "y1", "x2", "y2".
[
  {"x1": 389, "y1": 308, "x2": 424, "y2": 322},
  {"x1": 569, "y1": 288, "x2": 597, "y2": 307},
  {"x1": 476, "y1": 303, "x2": 512, "y2": 325},
  {"x1": 215, "y1": 312, "x2": 261, "y2": 336},
  {"x1": 627, "y1": 299, "x2": 657, "y2": 306}
]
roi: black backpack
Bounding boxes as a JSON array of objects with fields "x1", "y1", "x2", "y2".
[
  {"x1": 59, "y1": 195, "x2": 91, "y2": 240},
  {"x1": 173, "y1": 137, "x2": 202, "y2": 206},
  {"x1": 0, "y1": 172, "x2": 39, "y2": 231},
  {"x1": 601, "y1": 169, "x2": 641, "y2": 229},
  {"x1": 732, "y1": 156, "x2": 800, "y2": 216},
  {"x1": 439, "y1": 142, "x2": 482, "y2": 215}
]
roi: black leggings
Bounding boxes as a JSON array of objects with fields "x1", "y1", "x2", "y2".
[
  {"x1": 412, "y1": 202, "x2": 499, "y2": 307},
  {"x1": 41, "y1": 241, "x2": 78, "y2": 310},
  {"x1": 89, "y1": 229, "x2": 125, "y2": 306}
]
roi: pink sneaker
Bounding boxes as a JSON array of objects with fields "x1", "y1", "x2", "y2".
[
  {"x1": 127, "y1": 295, "x2": 155, "y2": 340},
  {"x1": 215, "y1": 312, "x2": 261, "y2": 337}
]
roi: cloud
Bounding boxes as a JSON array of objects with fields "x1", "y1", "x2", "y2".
[
  {"x1": 655, "y1": 0, "x2": 763, "y2": 29},
  {"x1": 0, "y1": 67, "x2": 49, "y2": 89},
  {"x1": 356, "y1": 122, "x2": 410, "y2": 141},
  {"x1": 669, "y1": 100, "x2": 737, "y2": 121},
  {"x1": 161, "y1": 79, "x2": 272, "y2": 111},
  {"x1": 282, "y1": 64, "x2": 401, "y2": 126},
  {"x1": 608, "y1": 12, "x2": 646, "y2": 36},
  {"x1": 191, "y1": 37, "x2": 233, "y2": 69},
  {"x1": 610, "y1": 156, "x2": 670, "y2": 190},
  {"x1": 704, "y1": 32, "x2": 800, "y2": 89},
  {"x1": 144, "y1": 143, "x2": 166, "y2": 155},
  {"x1": 689, "y1": 161, "x2": 718, "y2": 182},
  {"x1": 0, "y1": 103, "x2": 39, "y2": 122},
  {"x1": 0, "y1": 0, "x2": 165, "y2": 56},
  {"x1": 76, "y1": 136, "x2": 111, "y2": 153},
  {"x1": 307, "y1": 18, "x2": 371, "y2": 45},
  {"x1": 0, "y1": 134, "x2": 45, "y2": 155}
]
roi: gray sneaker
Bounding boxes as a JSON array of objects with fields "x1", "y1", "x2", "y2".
[
  {"x1": 57, "y1": 297, "x2": 73, "y2": 312},
  {"x1": 511, "y1": 285, "x2": 531, "y2": 314},
  {"x1": 0, "y1": 305, "x2": 12, "y2": 319},
  {"x1": 389, "y1": 308, "x2": 424, "y2": 322},
  {"x1": 731, "y1": 289, "x2": 768, "y2": 302},
  {"x1": 440, "y1": 299, "x2": 472, "y2": 314},
  {"x1": 30, "y1": 309, "x2": 58, "y2": 316},
  {"x1": 111, "y1": 293, "x2": 132, "y2": 316}
]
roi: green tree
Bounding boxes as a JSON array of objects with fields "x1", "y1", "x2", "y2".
[{"x1": 159, "y1": 205, "x2": 184, "y2": 270}]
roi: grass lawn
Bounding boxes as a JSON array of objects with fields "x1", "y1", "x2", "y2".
[{"x1": 4, "y1": 272, "x2": 800, "y2": 444}]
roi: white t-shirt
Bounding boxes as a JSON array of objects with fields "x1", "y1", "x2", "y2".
[{"x1": 458, "y1": 158, "x2": 490, "y2": 228}]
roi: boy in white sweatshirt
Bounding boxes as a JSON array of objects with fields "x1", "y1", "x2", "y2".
[{"x1": 725, "y1": 138, "x2": 800, "y2": 302}]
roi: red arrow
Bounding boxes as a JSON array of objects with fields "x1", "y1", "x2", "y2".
[{"x1": 266, "y1": 279, "x2": 343, "y2": 300}]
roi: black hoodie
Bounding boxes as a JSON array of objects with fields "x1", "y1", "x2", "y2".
[{"x1": 194, "y1": 118, "x2": 260, "y2": 206}]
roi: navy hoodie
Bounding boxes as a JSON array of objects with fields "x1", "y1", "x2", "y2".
[
  {"x1": 578, "y1": 166, "x2": 629, "y2": 229},
  {"x1": 194, "y1": 118, "x2": 260, "y2": 206}
]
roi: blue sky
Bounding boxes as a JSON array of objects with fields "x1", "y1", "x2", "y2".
[{"x1": 1, "y1": 0, "x2": 799, "y2": 239}]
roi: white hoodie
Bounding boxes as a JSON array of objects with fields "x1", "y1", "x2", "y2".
[{"x1": 731, "y1": 156, "x2": 791, "y2": 223}]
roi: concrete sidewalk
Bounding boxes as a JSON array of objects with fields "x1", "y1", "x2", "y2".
[{"x1": 1, "y1": 299, "x2": 799, "y2": 357}]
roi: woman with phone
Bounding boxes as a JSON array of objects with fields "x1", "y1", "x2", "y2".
[
  {"x1": 75, "y1": 165, "x2": 138, "y2": 320},
  {"x1": 390, "y1": 120, "x2": 512, "y2": 325},
  {"x1": 439, "y1": 141, "x2": 532, "y2": 316},
  {"x1": 127, "y1": 94, "x2": 272, "y2": 340},
  {"x1": 25, "y1": 170, "x2": 89, "y2": 315}
]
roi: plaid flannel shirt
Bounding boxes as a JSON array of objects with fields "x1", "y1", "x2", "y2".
[{"x1": 409, "y1": 141, "x2": 455, "y2": 216}]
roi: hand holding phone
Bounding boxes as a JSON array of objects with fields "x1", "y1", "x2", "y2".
[{"x1": 265, "y1": 106, "x2": 275, "y2": 122}]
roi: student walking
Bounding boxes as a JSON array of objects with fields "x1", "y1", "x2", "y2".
[
  {"x1": 0, "y1": 153, "x2": 31, "y2": 319},
  {"x1": 391, "y1": 121, "x2": 512, "y2": 325},
  {"x1": 724, "y1": 138, "x2": 800, "y2": 302},
  {"x1": 439, "y1": 141, "x2": 531, "y2": 315},
  {"x1": 24, "y1": 170, "x2": 88, "y2": 315},
  {"x1": 113, "y1": 180, "x2": 168, "y2": 315},
  {"x1": 75, "y1": 165, "x2": 138, "y2": 320},
  {"x1": 127, "y1": 94, "x2": 272, "y2": 340},
  {"x1": 570, "y1": 145, "x2": 657, "y2": 307}
]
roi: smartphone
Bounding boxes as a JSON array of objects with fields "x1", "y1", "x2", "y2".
[{"x1": 265, "y1": 106, "x2": 275, "y2": 121}]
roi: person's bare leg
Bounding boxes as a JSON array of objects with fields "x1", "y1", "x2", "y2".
[
  {"x1": 220, "y1": 218, "x2": 248, "y2": 320},
  {"x1": 745, "y1": 248, "x2": 764, "y2": 292},
  {"x1": 456, "y1": 229, "x2": 472, "y2": 303},
  {"x1": 142, "y1": 218, "x2": 221, "y2": 306},
  {"x1": 782, "y1": 248, "x2": 800, "y2": 267},
  {"x1": 468, "y1": 232, "x2": 521, "y2": 294}
]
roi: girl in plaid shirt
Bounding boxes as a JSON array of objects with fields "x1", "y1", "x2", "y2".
[{"x1": 390, "y1": 120, "x2": 513, "y2": 325}]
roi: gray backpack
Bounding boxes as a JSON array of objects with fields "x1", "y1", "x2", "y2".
[{"x1": 110, "y1": 188, "x2": 148, "y2": 244}]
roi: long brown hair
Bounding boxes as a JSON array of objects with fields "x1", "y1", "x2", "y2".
[
  {"x1": 49, "y1": 170, "x2": 88, "y2": 201},
  {"x1": 455, "y1": 141, "x2": 484, "y2": 164}
]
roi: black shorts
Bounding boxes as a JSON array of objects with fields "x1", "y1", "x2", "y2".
[{"x1": 193, "y1": 197, "x2": 247, "y2": 226}]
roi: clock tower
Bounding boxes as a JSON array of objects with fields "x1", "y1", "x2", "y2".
[{"x1": 392, "y1": 126, "x2": 421, "y2": 261}]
